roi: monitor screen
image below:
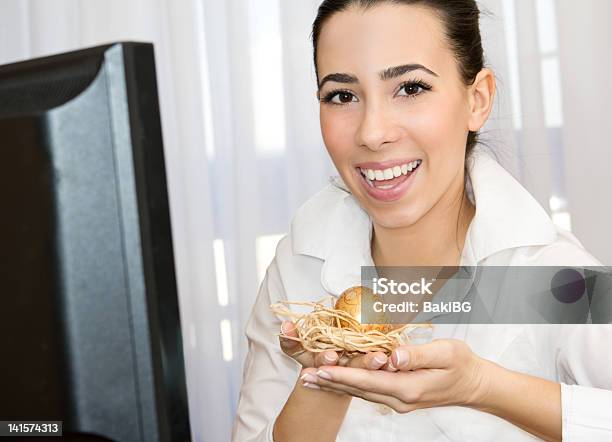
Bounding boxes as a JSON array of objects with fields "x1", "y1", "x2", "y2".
[{"x1": 0, "y1": 42, "x2": 191, "y2": 442}]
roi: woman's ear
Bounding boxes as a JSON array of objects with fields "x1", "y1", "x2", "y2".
[{"x1": 467, "y1": 68, "x2": 496, "y2": 132}]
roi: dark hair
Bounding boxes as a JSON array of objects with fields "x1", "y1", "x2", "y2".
[{"x1": 311, "y1": 0, "x2": 485, "y2": 157}]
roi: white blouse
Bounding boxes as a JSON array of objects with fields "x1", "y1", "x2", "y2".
[{"x1": 232, "y1": 149, "x2": 612, "y2": 441}]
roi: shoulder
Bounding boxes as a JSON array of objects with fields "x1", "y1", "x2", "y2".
[{"x1": 497, "y1": 228, "x2": 603, "y2": 267}]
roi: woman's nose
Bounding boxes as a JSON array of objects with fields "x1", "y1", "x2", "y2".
[{"x1": 355, "y1": 104, "x2": 402, "y2": 151}]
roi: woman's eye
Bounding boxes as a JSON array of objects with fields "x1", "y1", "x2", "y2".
[
  {"x1": 330, "y1": 91, "x2": 357, "y2": 104},
  {"x1": 398, "y1": 82, "x2": 426, "y2": 97}
]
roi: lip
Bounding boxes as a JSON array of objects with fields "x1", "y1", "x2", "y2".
[
  {"x1": 356, "y1": 161, "x2": 421, "y2": 202},
  {"x1": 354, "y1": 158, "x2": 421, "y2": 171}
]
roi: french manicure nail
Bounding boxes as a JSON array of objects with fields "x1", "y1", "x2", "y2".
[
  {"x1": 303, "y1": 382, "x2": 320, "y2": 390},
  {"x1": 300, "y1": 373, "x2": 318, "y2": 383},
  {"x1": 316, "y1": 369, "x2": 333, "y2": 380},
  {"x1": 323, "y1": 353, "x2": 337, "y2": 364},
  {"x1": 373, "y1": 354, "x2": 387, "y2": 366},
  {"x1": 393, "y1": 349, "x2": 409, "y2": 369},
  {"x1": 394, "y1": 351, "x2": 402, "y2": 369}
]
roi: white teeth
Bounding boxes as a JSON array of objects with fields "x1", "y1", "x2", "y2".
[
  {"x1": 358, "y1": 168, "x2": 375, "y2": 187},
  {"x1": 407, "y1": 161, "x2": 419, "y2": 172},
  {"x1": 359, "y1": 160, "x2": 422, "y2": 183}
]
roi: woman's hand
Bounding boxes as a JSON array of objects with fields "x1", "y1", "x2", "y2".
[
  {"x1": 298, "y1": 339, "x2": 490, "y2": 411},
  {"x1": 279, "y1": 320, "x2": 390, "y2": 370}
]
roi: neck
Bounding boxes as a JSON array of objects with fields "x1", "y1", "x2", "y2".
[{"x1": 371, "y1": 179, "x2": 475, "y2": 267}]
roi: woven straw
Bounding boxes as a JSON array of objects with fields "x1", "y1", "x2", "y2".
[{"x1": 270, "y1": 296, "x2": 430, "y2": 356}]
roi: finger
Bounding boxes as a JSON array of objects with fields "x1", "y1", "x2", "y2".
[
  {"x1": 299, "y1": 367, "x2": 318, "y2": 381},
  {"x1": 279, "y1": 321, "x2": 315, "y2": 366},
  {"x1": 279, "y1": 336, "x2": 301, "y2": 351},
  {"x1": 299, "y1": 367, "x2": 320, "y2": 390},
  {"x1": 316, "y1": 383, "x2": 415, "y2": 413},
  {"x1": 391, "y1": 340, "x2": 456, "y2": 371},
  {"x1": 280, "y1": 321, "x2": 298, "y2": 340},
  {"x1": 314, "y1": 350, "x2": 339, "y2": 367},
  {"x1": 381, "y1": 360, "x2": 399, "y2": 372},
  {"x1": 282, "y1": 345, "x2": 311, "y2": 367},
  {"x1": 313, "y1": 366, "x2": 400, "y2": 397},
  {"x1": 338, "y1": 353, "x2": 351, "y2": 367},
  {"x1": 346, "y1": 352, "x2": 388, "y2": 370},
  {"x1": 279, "y1": 321, "x2": 300, "y2": 350},
  {"x1": 336, "y1": 352, "x2": 387, "y2": 369},
  {"x1": 317, "y1": 380, "x2": 368, "y2": 397}
]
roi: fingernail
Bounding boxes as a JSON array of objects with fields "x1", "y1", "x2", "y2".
[
  {"x1": 280, "y1": 322, "x2": 286, "y2": 335},
  {"x1": 393, "y1": 349, "x2": 408, "y2": 369},
  {"x1": 373, "y1": 354, "x2": 387, "y2": 366},
  {"x1": 303, "y1": 382, "x2": 320, "y2": 390},
  {"x1": 300, "y1": 373, "x2": 318, "y2": 383},
  {"x1": 316, "y1": 369, "x2": 332, "y2": 380},
  {"x1": 323, "y1": 353, "x2": 337, "y2": 364}
]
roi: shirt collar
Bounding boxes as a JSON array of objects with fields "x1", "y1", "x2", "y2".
[
  {"x1": 291, "y1": 148, "x2": 558, "y2": 294},
  {"x1": 463, "y1": 148, "x2": 558, "y2": 263},
  {"x1": 291, "y1": 177, "x2": 373, "y2": 294}
]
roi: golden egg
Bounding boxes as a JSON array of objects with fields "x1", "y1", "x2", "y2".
[{"x1": 334, "y1": 286, "x2": 393, "y2": 333}]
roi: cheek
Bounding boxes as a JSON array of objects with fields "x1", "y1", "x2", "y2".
[
  {"x1": 413, "y1": 98, "x2": 467, "y2": 198},
  {"x1": 409, "y1": 94, "x2": 468, "y2": 156},
  {"x1": 320, "y1": 109, "x2": 359, "y2": 167},
  {"x1": 406, "y1": 96, "x2": 469, "y2": 187}
]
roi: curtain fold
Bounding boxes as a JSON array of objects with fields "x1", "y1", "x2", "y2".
[{"x1": 556, "y1": 0, "x2": 612, "y2": 265}]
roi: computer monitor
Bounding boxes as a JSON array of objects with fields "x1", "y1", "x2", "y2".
[{"x1": 0, "y1": 42, "x2": 191, "y2": 442}]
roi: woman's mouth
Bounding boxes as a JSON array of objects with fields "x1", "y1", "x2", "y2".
[{"x1": 356, "y1": 160, "x2": 422, "y2": 202}]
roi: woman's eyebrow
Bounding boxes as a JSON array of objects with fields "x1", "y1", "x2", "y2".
[
  {"x1": 318, "y1": 73, "x2": 358, "y2": 90},
  {"x1": 318, "y1": 64, "x2": 439, "y2": 90},
  {"x1": 380, "y1": 63, "x2": 439, "y2": 80}
]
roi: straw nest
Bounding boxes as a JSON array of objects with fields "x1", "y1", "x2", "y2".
[{"x1": 270, "y1": 293, "x2": 430, "y2": 357}]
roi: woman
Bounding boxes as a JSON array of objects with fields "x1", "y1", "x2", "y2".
[{"x1": 232, "y1": 1, "x2": 612, "y2": 441}]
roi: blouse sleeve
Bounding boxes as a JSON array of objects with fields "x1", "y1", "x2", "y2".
[
  {"x1": 231, "y1": 253, "x2": 301, "y2": 442},
  {"x1": 557, "y1": 325, "x2": 612, "y2": 441}
]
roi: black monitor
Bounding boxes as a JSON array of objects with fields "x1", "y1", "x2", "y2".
[{"x1": 0, "y1": 42, "x2": 191, "y2": 442}]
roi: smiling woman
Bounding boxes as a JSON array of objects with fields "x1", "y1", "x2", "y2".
[
  {"x1": 231, "y1": 1, "x2": 612, "y2": 442},
  {"x1": 313, "y1": 1, "x2": 492, "y2": 265}
]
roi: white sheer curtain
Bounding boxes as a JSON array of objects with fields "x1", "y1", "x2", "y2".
[{"x1": 1, "y1": 0, "x2": 610, "y2": 440}]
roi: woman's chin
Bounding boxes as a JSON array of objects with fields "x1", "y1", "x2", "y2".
[
  {"x1": 369, "y1": 207, "x2": 423, "y2": 230},
  {"x1": 345, "y1": 180, "x2": 424, "y2": 229}
]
